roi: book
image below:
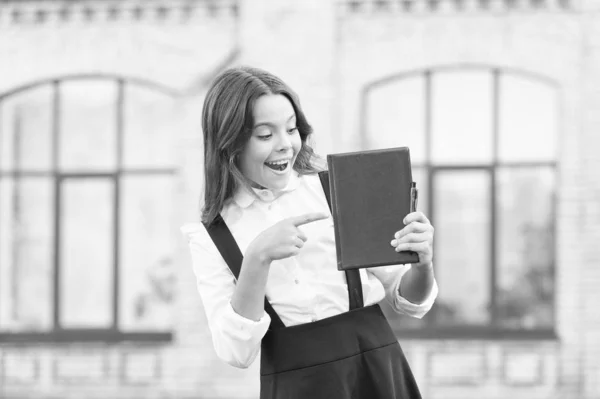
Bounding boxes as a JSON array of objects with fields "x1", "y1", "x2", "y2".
[{"x1": 323, "y1": 147, "x2": 419, "y2": 270}]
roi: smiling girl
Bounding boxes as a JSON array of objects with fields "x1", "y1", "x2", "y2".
[{"x1": 182, "y1": 66, "x2": 438, "y2": 399}]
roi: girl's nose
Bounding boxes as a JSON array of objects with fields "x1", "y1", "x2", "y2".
[{"x1": 276, "y1": 130, "x2": 292, "y2": 151}]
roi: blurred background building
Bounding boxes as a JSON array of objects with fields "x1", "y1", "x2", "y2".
[{"x1": 0, "y1": 0, "x2": 598, "y2": 398}]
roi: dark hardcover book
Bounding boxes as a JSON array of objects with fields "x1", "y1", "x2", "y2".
[{"x1": 325, "y1": 147, "x2": 419, "y2": 270}]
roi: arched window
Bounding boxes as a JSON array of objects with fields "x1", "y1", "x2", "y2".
[
  {"x1": 364, "y1": 67, "x2": 557, "y2": 338},
  {"x1": 0, "y1": 77, "x2": 179, "y2": 342}
]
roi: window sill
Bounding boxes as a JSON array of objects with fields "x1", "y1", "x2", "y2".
[
  {"x1": 0, "y1": 330, "x2": 172, "y2": 344},
  {"x1": 392, "y1": 327, "x2": 558, "y2": 341}
]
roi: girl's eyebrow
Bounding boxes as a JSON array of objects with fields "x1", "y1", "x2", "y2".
[{"x1": 253, "y1": 114, "x2": 296, "y2": 129}]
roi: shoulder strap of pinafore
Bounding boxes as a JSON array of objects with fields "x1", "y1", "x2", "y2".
[{"x1": 318, "y1": 171, "x2": 364, "y2": 310}]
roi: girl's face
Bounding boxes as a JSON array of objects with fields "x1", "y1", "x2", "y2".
[{"x1": 239, "y1": 94, "x2": 302, "y2": 190}]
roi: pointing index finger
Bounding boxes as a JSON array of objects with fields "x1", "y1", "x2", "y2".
[{"x1": 291, "y1": 212, "x2": 330, "y2": 227}]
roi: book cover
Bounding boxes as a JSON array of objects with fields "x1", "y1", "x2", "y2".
[{"x1": 325, "y1": 147, "x2": 419, "y2": 270}]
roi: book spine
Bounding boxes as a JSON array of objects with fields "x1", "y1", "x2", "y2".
[{"x1": 327, "y1": 158, "x2": 346, "y2": 271}]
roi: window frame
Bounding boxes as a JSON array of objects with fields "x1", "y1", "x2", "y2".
[
  {"x1": 362, "y1": 66, "x2": 559, "y2": 340},
  {"x1": 0, "y1": 75, "x2": 180, "y2": 343}
]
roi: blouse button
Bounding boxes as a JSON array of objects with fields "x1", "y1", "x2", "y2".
[
  {"x1": 294, "y1": 278, "x2": 299, "y2": 284},
  {"x1": 259, "y1": 190, "x2": 274, "y2": 201}
]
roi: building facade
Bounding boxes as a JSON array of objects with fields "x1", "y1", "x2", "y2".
[{"x1": 0, "y1": 0, "x2": 599, "y2": 398}]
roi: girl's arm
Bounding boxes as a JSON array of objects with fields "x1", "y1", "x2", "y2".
[
  {"x1": 232, "y1": 211, "x2": 329, "y2": 320},
  {"x1": 368, "y1": 264, "x2": 438, "y2": 318},
  {"x1": 182, "y1": 224, "x2": 271, "y2": 369},
  {"x1": 399, "y1": 262, "x2": 435, "y2": 304},
  {"x1": 230, "y1": 253, "x2": 271, "y2": 321},
  {"x1": 367, "y1": 210, "x2": 438, "y2": 318},
  {"x1": 181, "y1": 212, "x2": 326, "y2": 368},
  {"x1": 391, "y1": 211, "x2": 436, "y2": 304}
]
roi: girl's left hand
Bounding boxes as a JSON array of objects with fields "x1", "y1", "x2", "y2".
[{"x1": 390, "y1": 212, "x2": 434, "y2": 269}]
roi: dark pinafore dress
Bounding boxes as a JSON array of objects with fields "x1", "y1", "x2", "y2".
[{"x1": 203, "y1": 173, "x2": 422, "y2": 399}]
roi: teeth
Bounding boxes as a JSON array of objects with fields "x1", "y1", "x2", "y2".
[
  {"x1": 266, "y1": 160, "x2": 288, "y2": 165},
  {"x1": 265, "y1": 159, "x2": 289, "y2": 171}
]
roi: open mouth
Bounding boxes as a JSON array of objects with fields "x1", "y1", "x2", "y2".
[{"x1": 264, "y1": 160, "x2": 289, "y2": 172}]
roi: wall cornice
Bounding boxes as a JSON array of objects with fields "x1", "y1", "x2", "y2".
[
  {"x1": 337, "y1": 0, "x2": 576, "y2": 14},
  {"x1": 0, "y1": 0, "x2": 238, "y2": 25}
]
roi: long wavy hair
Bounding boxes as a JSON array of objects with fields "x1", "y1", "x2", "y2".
[{"x1": 201, "y1": 66, "x2": 322, "y2": 225}]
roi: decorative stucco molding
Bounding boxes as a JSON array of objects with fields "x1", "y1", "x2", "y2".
[{"x1": 0, "y1": 0, "x2": 238, "y2": 25}]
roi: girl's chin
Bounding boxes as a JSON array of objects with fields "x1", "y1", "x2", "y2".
[
  {"x1": 247, "y1": 163, "x2": 294, "y2": 190},
  {"x1": 260, "y1": 179, "x2": 289, "y2": 191},
  {"x1": 255, "y1": 174, "x2": 291, "y2": 191}
]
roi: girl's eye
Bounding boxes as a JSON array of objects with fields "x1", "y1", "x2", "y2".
[
  {"x1": 257, "y1": 134, "x2": 272, "y2": 140},
  {"x1": 288, "y1": 127, "x2": 299, "y2": 134}
]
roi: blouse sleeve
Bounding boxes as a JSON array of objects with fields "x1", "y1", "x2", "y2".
[
  {"x1": 367, "y1": 263, "x2": 438, "y2": 319},
  {"x1": 180, "y1": 223, "x2": 271, "y2": 368}
]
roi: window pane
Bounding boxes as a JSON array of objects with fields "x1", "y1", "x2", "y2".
[
  {"x1": 0, "y1": 85, "x2": 53, "y2": 171},
  {"x1": 433, "y1": 170, "x2": 491, "y2": 325},
  {"x1": 0, "y1": 177, "x2": 54, "y2": 331},
  {"x1": 431, "y1": 71, "x2": 493, "y2": 165},
  {"x1": 119, "y1": 175, "x2": 176, "y2": 331},
  {"x1": 123, "y1": 85, "x2": 178, "y2": 169},
  {"x1": 365, "y1": 76, "x2": 426, "y2": 162},
  {"x1": 59, "y1": 81, "x2": 118, "y2": 171},
  {"x1": 496, "y1": 167, "x2": 555, "y2": 329},
  {"x1": 498, "y1": 75, "x2": 558, "y2": 162},
  {"x1": 59, "y1": 179, "x2": 114, "y2": 328}
]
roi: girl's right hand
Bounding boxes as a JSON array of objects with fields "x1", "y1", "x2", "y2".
[{"x1": 246, "y1": 212, "x2": 329, "y2": 265}]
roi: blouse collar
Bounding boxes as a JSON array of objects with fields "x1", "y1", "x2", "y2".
[{"x1": 232, "y1": 172, "x2": 301, "y2": 209}]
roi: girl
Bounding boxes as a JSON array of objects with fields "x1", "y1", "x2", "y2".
[{"x1": 182, "y1": 66, "x2": 438, "y2": 399}]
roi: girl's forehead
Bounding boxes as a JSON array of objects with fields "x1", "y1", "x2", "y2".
[{"x1": 253, "y1": 94, "x2": 296, "y2": 124}]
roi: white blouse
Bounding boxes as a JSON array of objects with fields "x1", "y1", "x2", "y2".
[{"x1": 181, "y1": 172, "x2": 438, "y2": 369}]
